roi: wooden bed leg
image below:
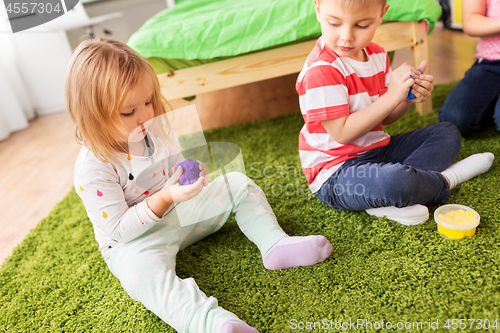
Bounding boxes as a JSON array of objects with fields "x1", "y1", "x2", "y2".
[{"x1": 412, "y1": 21, "x2": 433, "y2": 115}]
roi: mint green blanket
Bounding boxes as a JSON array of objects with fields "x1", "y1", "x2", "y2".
[{"x1": 128, "y1": 0, "x2": 442, "y2": 61}]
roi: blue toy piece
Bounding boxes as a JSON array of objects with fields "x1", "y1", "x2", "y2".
[
  {"x1": 407, "y1": 74, "x2": 415, "y2": 100},
  {"x1": 407, "y1": 88, "x2": 415, "y2": 100}
]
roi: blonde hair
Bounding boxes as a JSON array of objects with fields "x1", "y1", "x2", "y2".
[
  {"x1": 319, "y1": 0, "x2": 387, "y2": 10},
  {"x1": 66, "y1": 38, "x2": 174, "y2": 163}
]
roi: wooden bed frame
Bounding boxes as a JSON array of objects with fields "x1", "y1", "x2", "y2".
[{"x1": 157, "y1": 20, "x2": 432, "y2": 115}]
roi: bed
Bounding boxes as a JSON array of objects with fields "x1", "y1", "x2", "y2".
[{"x1": 128, "y1": 0, "x2": 442, "y2": 115}]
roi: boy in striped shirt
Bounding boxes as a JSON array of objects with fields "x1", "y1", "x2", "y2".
[{"x1": 297, "y1": 0, "x2": 494, "y2": 225}]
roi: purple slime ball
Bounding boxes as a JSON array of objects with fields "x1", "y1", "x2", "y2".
[{"x1": 175, "y1": 158, "x2": 200, "y2": 185}]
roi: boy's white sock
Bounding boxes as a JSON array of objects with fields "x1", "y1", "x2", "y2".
[
  {"x1": 365, "y1": 205, "x2": 429, "y2": 226},
  {"x1": 441, "y1": 153, "x2": 494, "y2": 189}
]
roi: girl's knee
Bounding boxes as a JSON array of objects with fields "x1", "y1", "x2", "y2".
[
  {"x1": 224, "y1": 172, "x2": 249, "y2": 186},
  {"x1": 438, "y1": 101, "x2": 471, "y2": 136},
  {"x1": 493, "y1": 97, "x2": 500, "y2": 131},
  {"x1": 208, "y1": 172, "x2": 248, "y2": 196},
  {"x1": 439, "y1": 115, "x2": 468, "y2": 136}
]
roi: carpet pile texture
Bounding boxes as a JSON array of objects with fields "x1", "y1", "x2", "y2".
[{"x1": 1, "y1": 81, "x2": 499, "y2": 332}]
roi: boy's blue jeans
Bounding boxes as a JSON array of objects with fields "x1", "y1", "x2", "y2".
[
  {"x1": 439, "y1": 59, "x2": 500, "y2": 136},
  {"x1": 314, "y1": 123, "x2": 461, "y2": 211}
]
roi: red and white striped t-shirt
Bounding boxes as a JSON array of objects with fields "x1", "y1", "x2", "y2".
[{"x1": 297, "y1": 37, "x2": 392, "y2": 193}]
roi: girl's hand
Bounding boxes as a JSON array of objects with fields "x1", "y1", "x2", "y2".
[
  {"x1": 197, "y1": 160, "x2": 209, "y2": 187},
  {"x1": 407, "y1": 60, "x2": 434, "y2": 104},
  {"x1": 160, "y1": 166, "x2": 204, "y2": 203},
  {"x1": 387, "y1": 62, "x2": 421, "y2": 104}
]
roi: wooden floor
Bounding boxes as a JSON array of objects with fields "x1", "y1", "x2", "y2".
[{"x1": 0, "y1": 26, "x2": 479, "y2": 265}]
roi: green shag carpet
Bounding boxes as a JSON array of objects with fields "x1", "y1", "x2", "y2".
[{"x1": 1, "y1": 81, "x2": 500, "y2": 333}]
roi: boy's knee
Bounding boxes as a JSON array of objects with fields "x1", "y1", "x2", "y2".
[
  {"x1": 437, "y1": 122, "x2": 462, "y2": 150},
  {"x1": 377, "y1": 165, "x2": 421, "y2": 205}
]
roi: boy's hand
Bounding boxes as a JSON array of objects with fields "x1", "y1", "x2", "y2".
[
  {"x1": 161, "y1": 166, "x2": 204, "y2": 203},
  {"x1": 387, "y1": 62, "x2": 421, "y2": 104},
  {"x1": 407, "y1": 60, "x2": 434, "y2": 104}
]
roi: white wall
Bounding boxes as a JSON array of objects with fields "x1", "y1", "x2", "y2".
[
  {"x1": 0, "y1": 0, "x2": 168, "y2": 118},
  {"x1": 8, "y1": 31, "x2": 72, "y2": 116}
]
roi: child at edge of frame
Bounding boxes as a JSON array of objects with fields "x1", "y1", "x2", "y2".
[
  {"x1": 439, "y1": 0, "x2": 500, "y2": 136},
  {"x1": 297, "y1": 0, "x2": 495, "y2": 225},
  {"x1": 67, "y1": 38, "x2": 333, "y2": 333}
]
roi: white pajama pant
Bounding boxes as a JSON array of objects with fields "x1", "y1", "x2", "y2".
[{"x1": 105, "y1": 172, "x2": 287, "y2": 333}]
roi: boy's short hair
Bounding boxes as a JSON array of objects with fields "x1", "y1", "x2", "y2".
[
  {"x1": 65, "y1": 38, "x2": 173, "y2": 163},
  {"x1": 319, "y1": 0, "x2": 387, "y2": 10}
]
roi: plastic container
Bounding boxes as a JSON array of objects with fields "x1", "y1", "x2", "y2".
[{"x1": 434, "y1": 204, "x2": 480, "y2": 240}]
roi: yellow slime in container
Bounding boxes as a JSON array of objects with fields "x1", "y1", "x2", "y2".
[
  {"x1": 435, "y1": 206, "x2": 479, "y2": 240},
  {"x1": 437, "y1": 209, "x2": 476, "y2": 225}
]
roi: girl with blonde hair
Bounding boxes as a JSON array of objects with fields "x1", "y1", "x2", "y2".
[{"x1": 68, "y1": 38, "x2": 332, "y2": 333}]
